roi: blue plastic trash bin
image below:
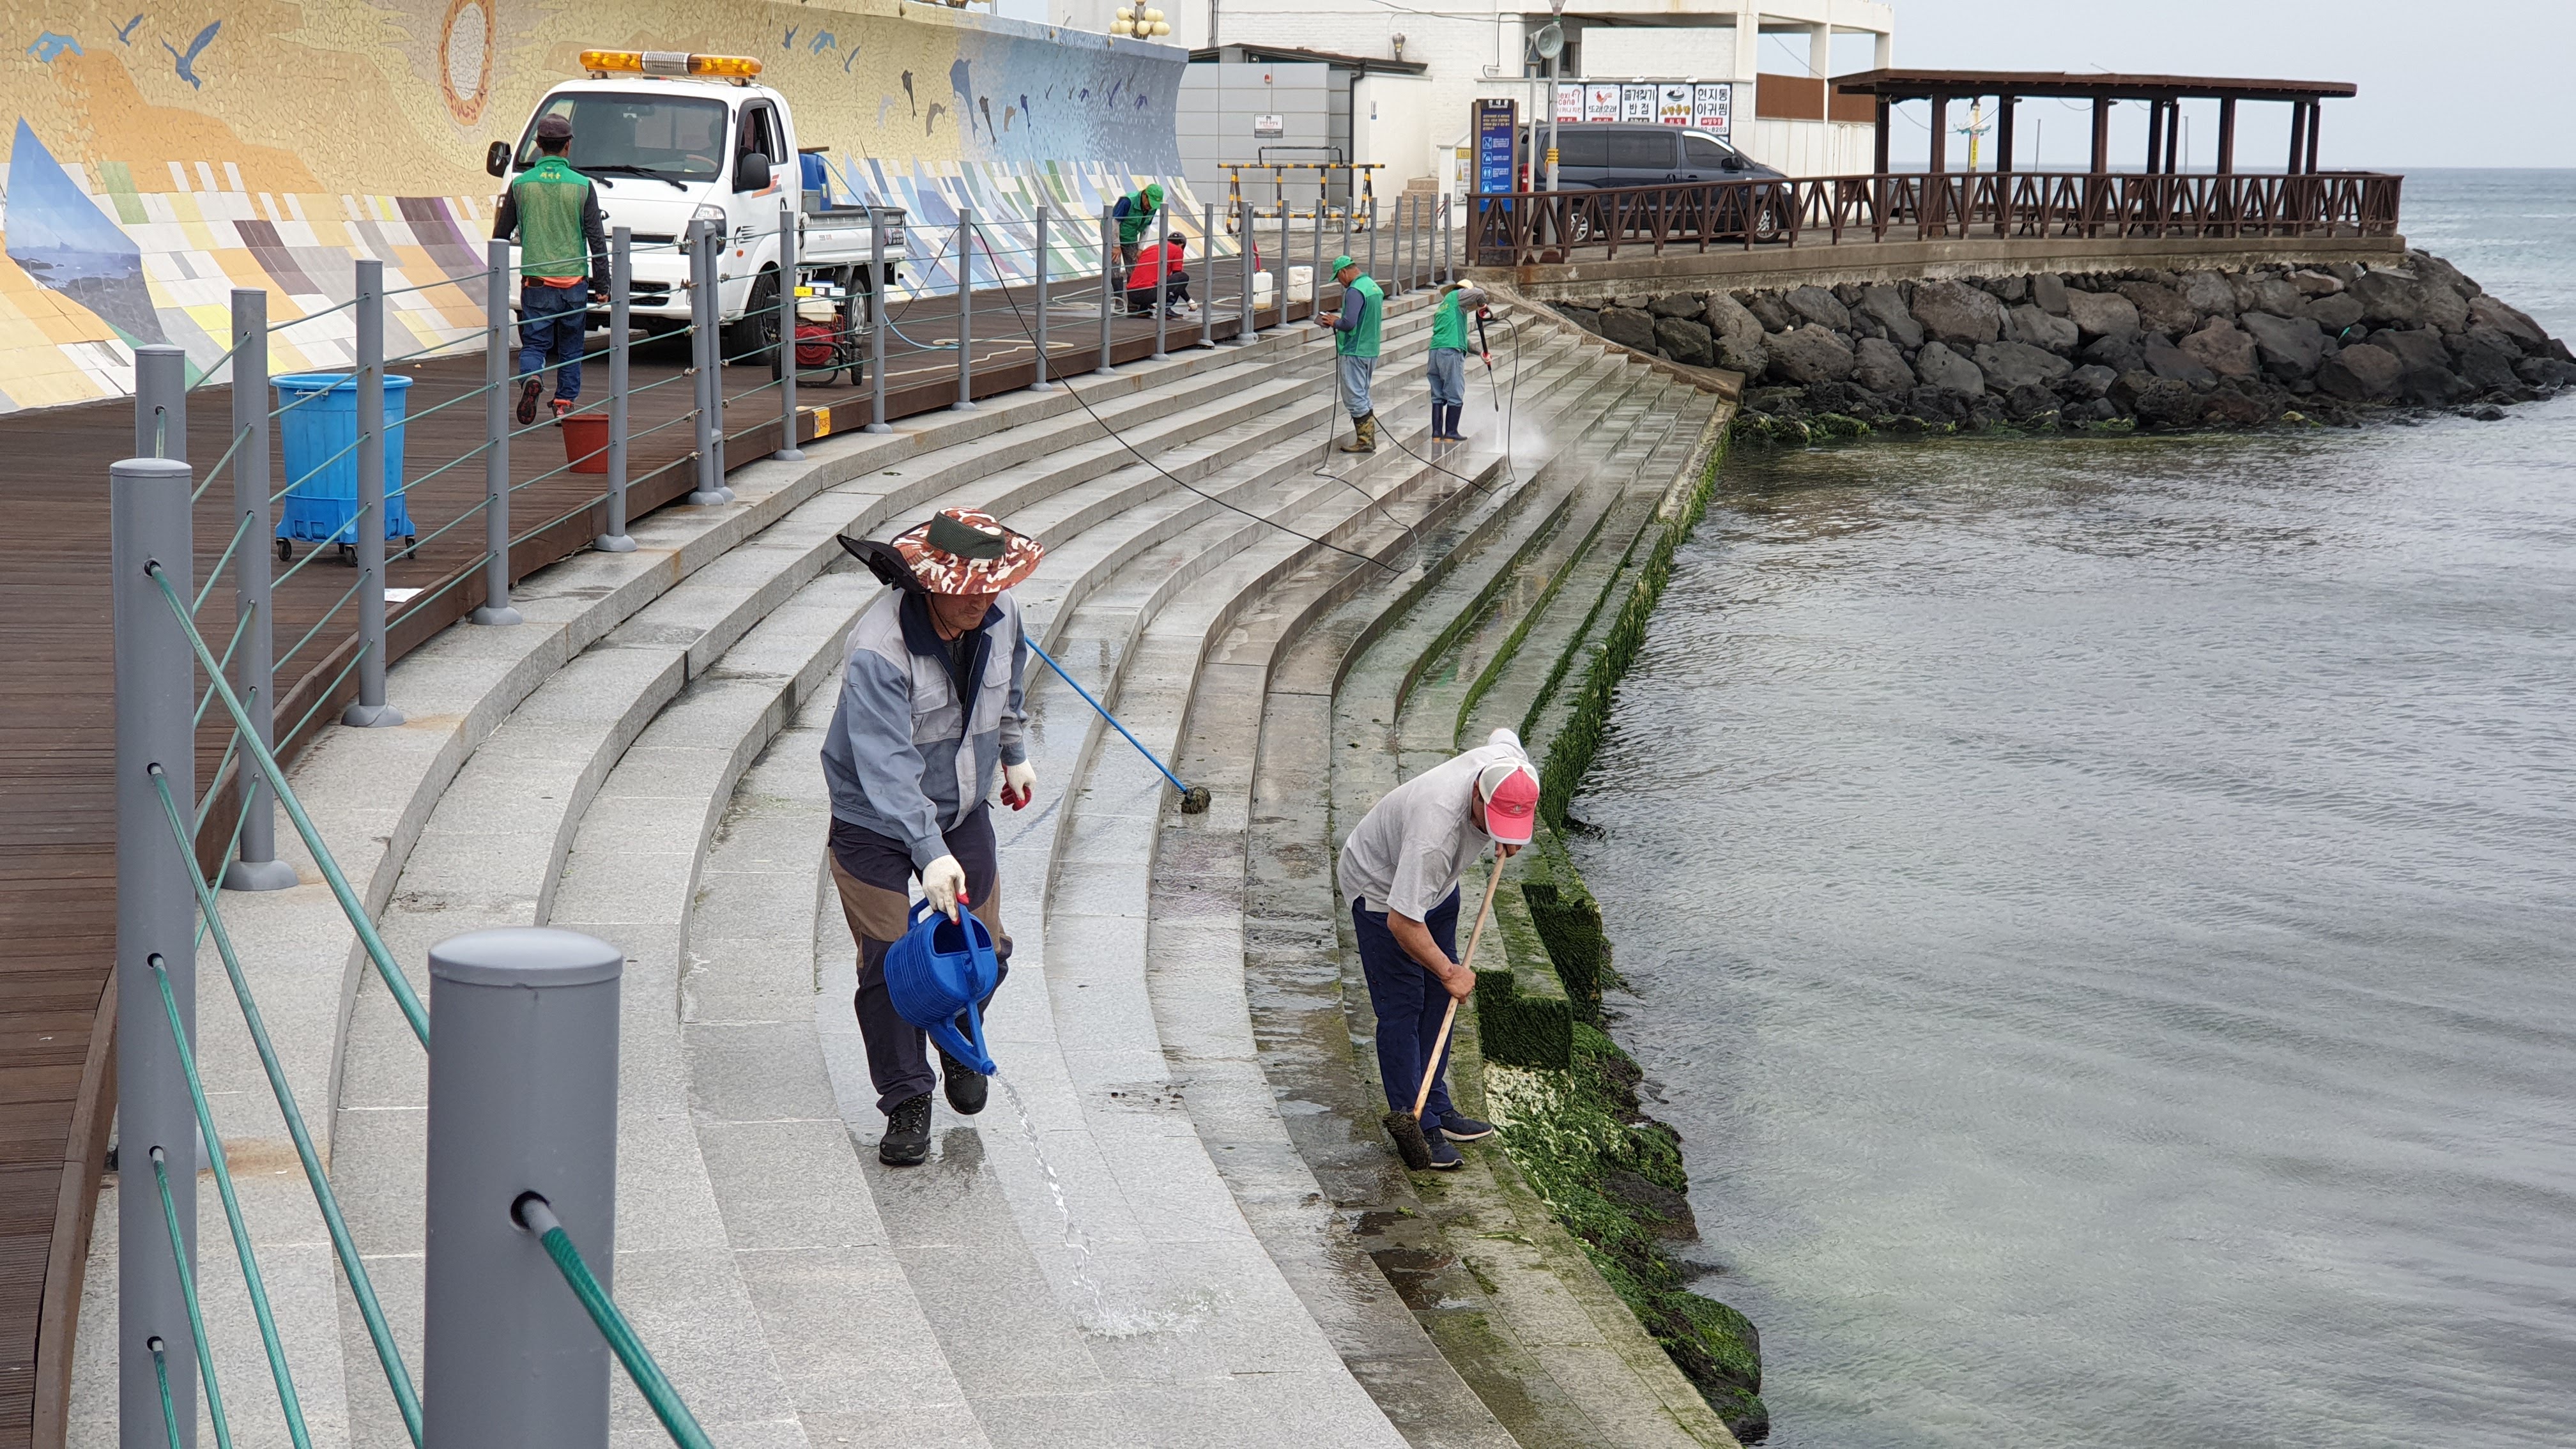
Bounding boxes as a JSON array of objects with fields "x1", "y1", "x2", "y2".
[{"x1": 273, "y1": 372, "x2": 416, "y2": 555}]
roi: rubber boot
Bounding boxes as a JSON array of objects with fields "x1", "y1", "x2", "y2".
[{"x1": 1339, "y1": 411, "x2": 1377, "y2": 454}]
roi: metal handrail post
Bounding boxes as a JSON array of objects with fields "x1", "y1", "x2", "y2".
[
  {"x1": 422, "y1": 927, "x2": 624, "y2": 1449},
  {"x1": 1030, "y1": 204, "x2": 1055, "y2": 390},
  {"x1": 953, "y1": 206, "x2": 977, "y2": 411},
  {"x1": 1098, "y1": 204, "x2": 1117, "y2": 374},
  {"x1": 597, "y1": 229, "x2": 636, "y2": 552},
  {"x1": 866, "y1": 210, "x2": 892, "y2": 432},
  {"x1": 1200, "y1": 203, "x2": 1218, "y2": 349},
  {"x1": 1276, "y1": 201, "x2": 1291, "y2": 319},
  {"x1": 134, "y1": 345, "x2": 185, "y2": 460},
  {"x1": 223, "y1": 291, "x2": 294, "y2": 891},
  {"x1": 1150, "y1": 204, "x2": 1170, "y2": 362},
  {"x1": 114, "y1": 454, "x2": 199, "y2": 1448},
  {"x1": 775, "y1": 199, "x2": 804, "y2": 460},
  {"x1": 687, "y1": 222, "x2": 728, "y2": 505},
  {"x1": 346, "y1": 259, "x2": 403, "y2": 725},
  {"x1": 473, "y1": 242, "x2": 521, "y2": 626},
  {"x1": 1441, "y1": 195, "x2": 1453, "y2": 282},
  {"x1": 1238, "y1": 199, "x2": 1257, "y2": 344},
  {"x1": 709, "y1": 226, "x2": 734, "y2": 502},
  {"x1": 1392, "y1": 195, "x2": 1406, "y2": 296},
  {"x1": 1309, "y1": 203, "x2": 1325, "y2": 323},
  {"x1": 1367, "y1": 196, "x2": 1379, "y2": 291}
]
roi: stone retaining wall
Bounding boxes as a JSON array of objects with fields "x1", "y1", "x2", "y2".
[{"x1": 1547, "y1": 252, "x2": 2574, "y2": 443}]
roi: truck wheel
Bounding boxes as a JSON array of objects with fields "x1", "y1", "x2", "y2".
[{"x1": 724, "y1": 268, "x2": 781, "y2": 369}]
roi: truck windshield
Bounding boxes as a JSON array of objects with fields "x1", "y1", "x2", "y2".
[{"x1": 518, "y1": 93, "x2": 729, "y2": 180}]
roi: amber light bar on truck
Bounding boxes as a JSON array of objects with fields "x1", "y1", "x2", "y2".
[{"x1": 578, "y1": 49, "x2": 763, "y2": 82}]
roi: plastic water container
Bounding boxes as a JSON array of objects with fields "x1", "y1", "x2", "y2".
[
  {"x1": 881, "y1": 898, "x2": 1001, "y2": 1075},
  {"x1": 1288, "y1": 264, "x2": 1314, "y2": 304},
  {"x1": 273, "y1": 372, "x2": 417, "y2": 550}
]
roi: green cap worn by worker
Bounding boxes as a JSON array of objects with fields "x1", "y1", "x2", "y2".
[
  {"x1": 1114, "y1": 182, "x2": 1165, "y2": 245},
  {"x1": 493, "y1": 111, "x2": 610, "y2": 425},
  {"x1": 1316, "y1": 254, "x2": 1385, "y2": 453}
]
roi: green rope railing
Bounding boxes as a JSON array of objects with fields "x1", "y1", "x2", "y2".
[
  {"x1": 516, "y1": 1195, "x2": 715, "y2": 1449},
  {"x1": 146, "y1": 952, "x2": 314, "y2": 1449},
  {"x1": 148, "y1": 1149, "x2": 237, "y2": 1449},
  {"x1": 148, "y1": 1338, "x2": 187, "y2": 1449},
  {"x1": 146, "y1": 563, "x2": 431, "y2": 1046},
  {"x1": 148, "y1": 767, "x2": 427, "y2": 1445}
]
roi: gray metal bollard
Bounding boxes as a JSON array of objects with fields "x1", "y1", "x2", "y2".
[
  {"x1": 1150, "y1": 203, "x2": 1170, "y2": 362},
  {"x1": 422, "y1": 928, "x2": 624, "y2": 1449},
  {"x1": 134, "y1": 345, "x2": 186, "y2": 461},
  {"x1": 473, "y1": 241, "x2": 521, "y2": 627},
  {"x1": 1097, "y1": 204, "x2": 1116, "y2": 374},
  {"x1": 866, "y1": 210, "x2": 892, "y2": 433},
  {"x1": 775, "y1": 199, "x2": 804, "y2": 461},
  {"x1": 114, "y1": 454, "x2": 198, "y2": 1448},
  {"x1": 1200, "y1": 202, "x2": 1218, "y2": 349},
  {"x1": 345, "y1": 259, "x2": 404, "y2": 726},
  {"x1": 1030, "y1": 204, "x2": 1055, "y2": 391},
  {"x1": 953, "y1": 206, "x2": 977, "y2": 411},
  {"x1": 687, "y1": 223, "x2": 728, "y2": 507},
  {"x1": 224, "y1": 291, "x2": 295, "y2": 891},
  {"x1": 1237, "y1": 199, "x2": 1257, "y2": 344},
  {"x1": 597, "y1": 229, "x2": 636, "y2": 553}
]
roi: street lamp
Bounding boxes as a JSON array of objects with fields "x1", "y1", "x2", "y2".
[{"x1": 1536, "y1": 6, "x2": 1565, "y2": 195}]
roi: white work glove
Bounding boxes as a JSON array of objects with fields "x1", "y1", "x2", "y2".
[
  {"x1": 920, "y1": 854, "x2": 969, "y2": 921},
  {"x1": 1002, "y1": 760, "x2": 1037, "y2": 811}
]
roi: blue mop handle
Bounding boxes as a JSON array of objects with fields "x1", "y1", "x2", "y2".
[{"x1": 1025, "y1": 636, "x2": 1193, "y2": 797}]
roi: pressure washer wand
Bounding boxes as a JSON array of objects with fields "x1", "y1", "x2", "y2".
[
  {"x1": 1026, "y1": 636, "x2": 1211, "y2": 813},
  {"x1": 1475, "y1": 310, "x2": 1499, "y2": 409}
]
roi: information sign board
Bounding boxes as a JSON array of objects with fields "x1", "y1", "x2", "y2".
[
  {"x1": 1657, "y1": 82, "x2": 1694, "y2": 125},
  {"x1": 1621, "y1": 84, "x2": 1657, "y2": 123},
  {"x1": 1692, "y1": 82, "x2": 1733, "y2": 132},
  {"x1": 1585, "y1": 84, "x2": 1621, "y2": 122}
]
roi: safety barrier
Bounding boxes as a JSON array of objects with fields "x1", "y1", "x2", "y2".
[{"x1": 102, "y1": 197, "x2": 1464, "y2": 1443}]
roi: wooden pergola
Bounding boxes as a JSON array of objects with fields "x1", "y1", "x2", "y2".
[{"x1": 1832, "y1": 70, "x2": 2359, "y2": 177}]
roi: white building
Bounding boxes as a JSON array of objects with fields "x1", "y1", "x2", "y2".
[{"x1": 1081, "y1": 0, "x2": 1894, "y2": 201}]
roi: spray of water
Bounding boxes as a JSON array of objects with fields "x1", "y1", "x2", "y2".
[{"x1": 993, "y1": 1071, "x2": 1214, "y2": 1338}]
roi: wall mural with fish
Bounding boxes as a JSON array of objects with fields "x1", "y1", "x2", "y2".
[{"x1": 0, "y1": 0, "x2": 1192, "y2": 413}]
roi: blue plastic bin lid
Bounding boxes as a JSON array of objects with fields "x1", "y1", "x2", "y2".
[{"x1": 273, "y1": 372, "x2": 415, "y2": 394}]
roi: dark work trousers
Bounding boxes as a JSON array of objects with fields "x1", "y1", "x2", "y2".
[
  {"x1": 829, "y1": 804, "x2": 1011, "y2": 1114},
  {"x1": 517, "y1": 279, "x2": 589, "y2": 400},
  {"x1": 1352, "y1": 887, "x2": 1462, "y2": 1131}
]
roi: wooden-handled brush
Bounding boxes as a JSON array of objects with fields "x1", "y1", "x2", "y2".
[{"x1": 1383, "y1": 864, "x2": 1506, "y2": 1170}]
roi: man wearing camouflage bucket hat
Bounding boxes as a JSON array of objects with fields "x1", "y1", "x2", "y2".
[{"x1": 825, "y1": 507, "x2": 1044, "y2": 1165}]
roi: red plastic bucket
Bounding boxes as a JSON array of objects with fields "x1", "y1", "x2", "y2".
[{"x1": 560, "y1": 413, "x2": 610, "y2": 474}]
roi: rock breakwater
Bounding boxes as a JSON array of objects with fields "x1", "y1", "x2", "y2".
[{"x1": 1547, "y1": 252, "x2": 2574, "y2": 443}]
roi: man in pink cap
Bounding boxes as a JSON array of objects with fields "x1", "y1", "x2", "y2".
[{"x1": 1337, "y1": 727, "x2": 1541, "y2": 1169}]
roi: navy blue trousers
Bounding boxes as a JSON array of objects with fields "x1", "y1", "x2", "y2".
[
  {"x1": 518, "y1": 279, "x2": 589, "y2": 400},
  {"x1": 1353, "y1": 888, "x2": 1462, "y2": 1131}
]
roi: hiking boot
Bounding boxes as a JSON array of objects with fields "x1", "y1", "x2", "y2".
[
  {"x1": 1338, "y1": 411, "x2": 1377, "y2": 454},
  {"x1": 878, "y1": 1092, "x2": 932, "y2": 1166},
  {"x1": 1440, "y1": 1115, "x2": 1496, "y2": 1142},
  {"x1": 549, "y1": 397, "x2": 574, "y2": 421},
  {"x1": 1423, "y1": 1135, "x2": 1463, "y2": 1170},
  {"x1": 515, "y1": 378, "x2": 542, "y2": 426},
  {"x1": 938, "y1": 1048, "x2": 988, "y2": 1116}
]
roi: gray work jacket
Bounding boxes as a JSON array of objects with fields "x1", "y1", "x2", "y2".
[{"x1": 821, "y1": 588, "x2": 1029, "y2": 868}]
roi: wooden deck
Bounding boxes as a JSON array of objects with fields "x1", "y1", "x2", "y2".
[{"x1": 0, "y1": 279, "x2": 1319, "y2": 1446}]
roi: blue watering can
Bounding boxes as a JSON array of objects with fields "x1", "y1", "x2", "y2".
[{"x1": 883, "y1": 898, "x2": 1000, "y2": 1076}]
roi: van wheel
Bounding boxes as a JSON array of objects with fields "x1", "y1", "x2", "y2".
[
  {"x1": 723, "y1": 268, "x2": 781, "y2": 369},
  {"x1": 1566, "y1": 211, "x2": 1594, "y2": 245}
]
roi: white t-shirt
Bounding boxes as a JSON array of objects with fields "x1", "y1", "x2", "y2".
[{"x1": 1337, "y1": 730, "x2": 1535, "y2": 921}]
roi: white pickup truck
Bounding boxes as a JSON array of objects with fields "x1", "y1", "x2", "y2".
[{"x1": 484, "y1": 49, "x2": 905, "y2": 364}]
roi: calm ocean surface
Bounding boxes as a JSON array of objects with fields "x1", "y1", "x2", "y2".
[{"x1": 1572, "y1": 169, "x2": 2576, "y2": 1446}]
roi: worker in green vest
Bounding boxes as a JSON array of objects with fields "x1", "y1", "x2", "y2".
[
  {"x1": 1111, "y1": 181, "x2": 1164, "y2": 293},
  {"x1": 1315, "y1": 254, "x2": 1384, "y2": 453},
  {"x1": 493, "y1": 112, "x2": 610, "y2": 425},
  {"x1": 1425, "y1": 282, "x2": 1487, "y2": 443}
]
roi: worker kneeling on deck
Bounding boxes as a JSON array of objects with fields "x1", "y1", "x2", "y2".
[
  {"x1": 1338, "y1": 728, "x2": 1540, "y2": 1169},
  {"x1": 824, "y1": 508, "x2": 1043, "y2": 1167}
]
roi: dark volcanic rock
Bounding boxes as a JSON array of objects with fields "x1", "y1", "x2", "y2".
[
  {"x1": 2030, "y1": 272, "x2": 2071, "y2": 315},
  {"x1": 2066, "y1": 363, "x2": 2118, "y2": 399},
  {"x1": 2349, "y1": 270, "x2": 2425, "y2": 326},
  {"x1": 2375, "y1": 328, "x2": 2451, "y2": 373},
  {"x1": 2241, "y1": 311, "x2": 2327, "y2": 379},
  {"x1": 1598, "y1": 307, "x2": 1656, "y2": 352},
  {"x1": 1908, "y1": 385, "x2": 1969, "y2": 423},
  {"x1": 2200, "y1": 388, "x2": 2269, "y2": 425},
  {"x1": 1910, "y1": 279, "x2": 2005, "y2": 347},
  {"x1": 1649, "y1": 292, "x2": 1705, "y2": 319},
  {"x1": 2178, "y1": 272, "x2": 2236, "y2": 318},
  {"x1": 1972, "y1": 339, "x2": 2073, "y2": 392},
  {"x1": 1602, "y1": 1171, "x2": 1699, "y2": 1239},
  {"x1": 2066, "y1": 289, "x2": 2142, "y2": 342},
  {"x1": 2304, "y1": 292, "x2": 2366, "y2": 334},
  {"x1": 2397, "y1": 365, "x2": 2474, "y2": 406},
  {"x1": 1856, "y1": 284, "x2": 1924, "y2": 348},
  {"x1": 1714, "y1": 332, "x2": 1768, "y2": 377},
  {"x1": 2469, "y1": 295, "x2": 2549, "y2": 349},
  {"x1": 1556, "y1": 304, "x2": 1599, "y2": 334},
  {"x1": 2142, "y1": 333, "x2": 2217, "y2": 385},
  {"x1": 2456, "y1": 340, "x2": 2522, "y2": 391},
  {"x1": 2004, "y1": 382, "x2": 2058, "y2": 418},
  {"x1": 1653, "y1": 315, "x2": 1716, "y2": 367},
  {"x1": 2179, "y1": 319, "x2": 2259, "y2": 378},
  {"x1": 2316, "y1": 342, "x2": 2402, "y2": 401},
  {"x1": 2115, "y1": 370, "x2": 2203, "y2": 425},
  {"x1": 1705, "y1": 292, "x2": 1765, "y2": 347},
  {"x1": 2234, "y1": 274, "x2": 2304, "y2": 317},
  {"x1": 1851, "y1": 335, "x2": 1915, "y2": 396},
  {"x1": 2419, "y1": 281, "x2": 2471, "y2": 334},
  {"x1": 2080, "y1": 334, "x2": 2147, "y2": 375},
  {"x1": 2290, "y1": 268, "x2": 2343, "y2": 296},
  {"x1": 2007, "y1": 303, "x2": 2080, "y2": 354},
  {"x1": 1765, "y1": 323, "x2": 1855, "y2": 385},
  {"x1": 1786, "y1": 284, "x2": 1851, "y2": 331},
  {"x1": 1913, "y1": 339, "x2": 1985, "y2": 395},
  {"x1": 1744, "y1": 291, "x2": 1798, "y2": 333},
  {"x1": 2119, "y1": 281, "x2": 2198, "y2": 336}
]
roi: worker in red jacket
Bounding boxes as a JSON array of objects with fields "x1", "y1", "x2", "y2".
[{"x1": 1124, "y1": 232, "x2": 1192, "y2": 317}]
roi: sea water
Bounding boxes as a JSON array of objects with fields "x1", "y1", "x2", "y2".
[{"x1": 1573, "y1": 170, "x2": 2576, "y2": 1446}]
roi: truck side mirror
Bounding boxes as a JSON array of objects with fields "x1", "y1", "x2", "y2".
[
  {"x1": 1721, "y1": 153, "x2": 1747, "y2": 172},
  {"x1": 487, "y1": 141, "x2": 511, "y2": 178},
  {"x1": 734, "y1": 152, "x2": 772, "y2": 193}
]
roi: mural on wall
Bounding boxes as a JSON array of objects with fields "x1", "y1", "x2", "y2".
[{"x1": 0, "y1": 0, "x2": 1192, "y2": 414}]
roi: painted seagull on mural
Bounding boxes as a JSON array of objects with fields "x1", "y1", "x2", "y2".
[
  {"x1": 115, "y1": 14, "x2": 143, "y2": 43},
  {"x1": 163, "y1": 19, "x2": 217, "y2": 88}
]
